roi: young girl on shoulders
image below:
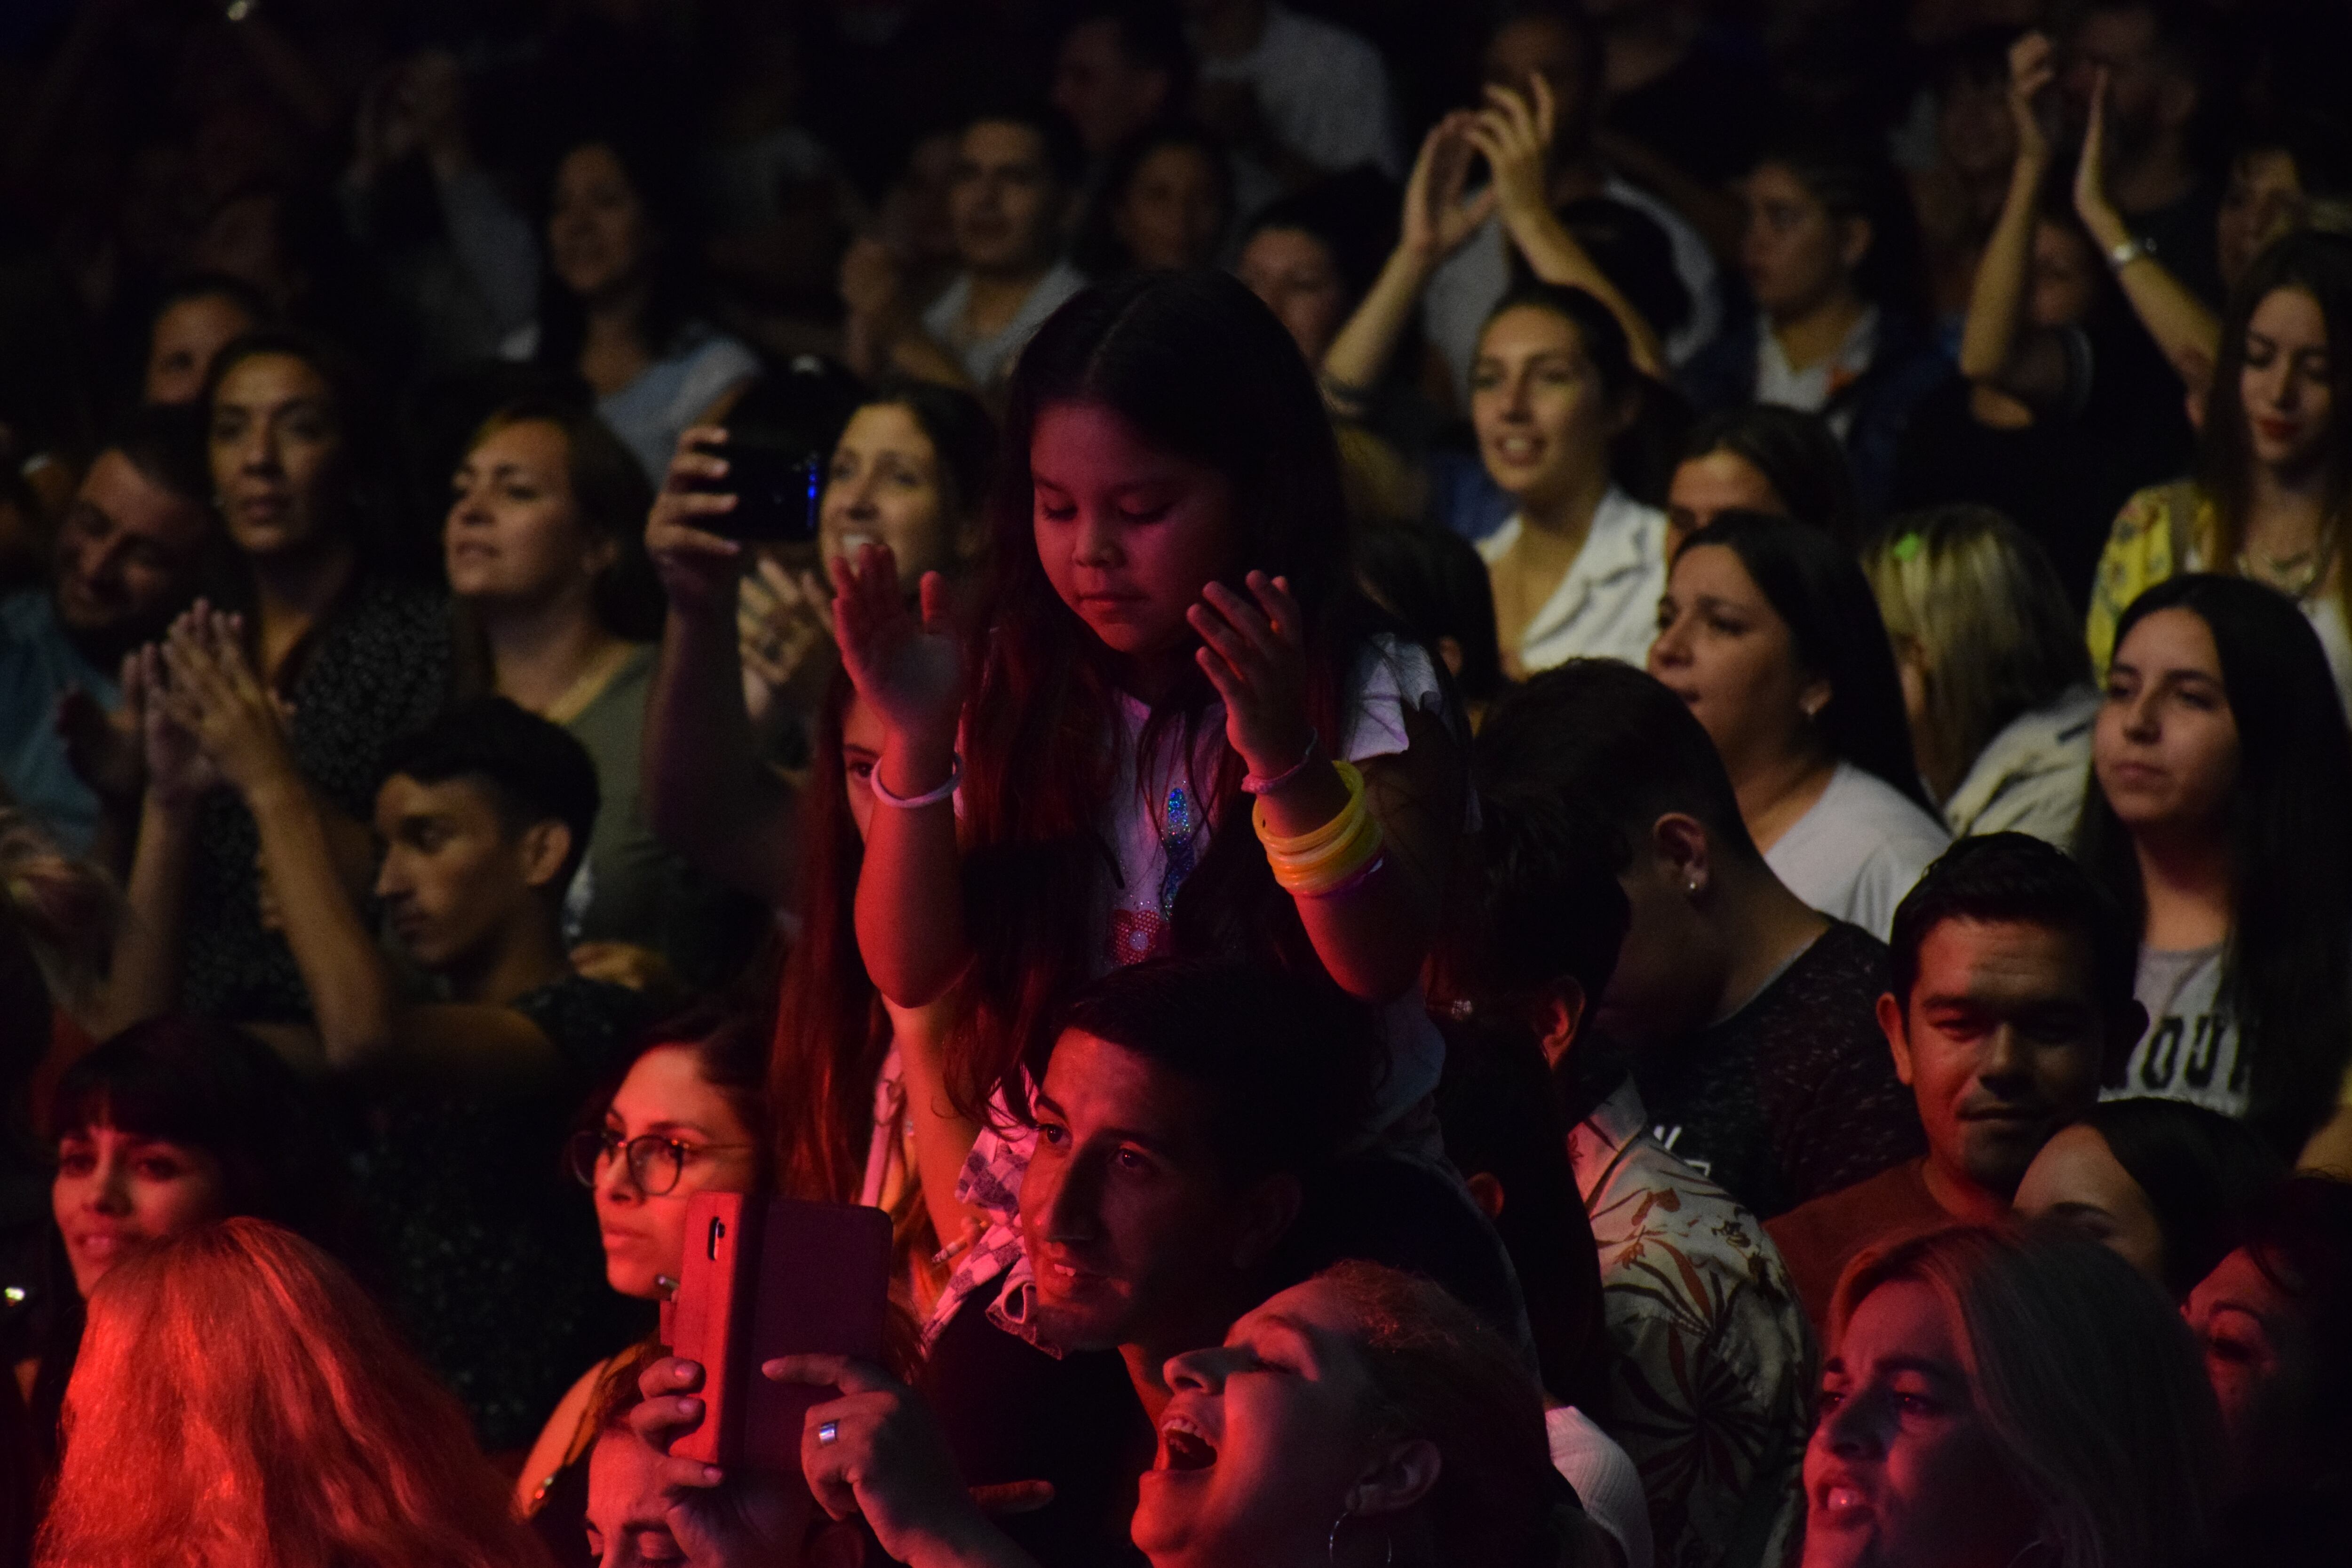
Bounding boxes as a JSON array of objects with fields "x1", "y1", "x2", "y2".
[{"x1": 826, "y1": 271, "x2": 1467, "y2": 1333}]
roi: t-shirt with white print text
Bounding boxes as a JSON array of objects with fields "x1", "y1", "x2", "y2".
[{"x1": 2108, "y1": 943, "x2": 2247, "y2": 1118}]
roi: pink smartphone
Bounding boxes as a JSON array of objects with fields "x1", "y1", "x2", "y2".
[{"x1": 662, "y1": 1194, "x2": 894, "y2": 1472}]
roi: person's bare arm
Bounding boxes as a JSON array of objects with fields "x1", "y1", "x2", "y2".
[
  {"x1": 2073, "y1": 64, "x2": 2220, "y2": 403},
  {"x1": 160, "y1": 610, "x2": 404, "y2": 1071},
  {"x1": 1191, "y1": 575, "x2": 1462, "y2": 1003},
  {"x1": 642, "y1": 429, "x2": 803, "y2": 909},
  {"x1": 1476, "y1": 78, "x2": 1666, "y2": 378},
  {"x1": 888, "y1": 997, "x2": 989, "y2": 1249},
  {"x1": 1321, "y1": 113, "x2": 1494, "y2": 420},
  {"x1": 1959, "y1": 34, "x2": 2072, "y2": 404},
  {"x1": 834, "y1": 550, "x2": 968, "y2": 1008},
  {"x1": 89, "y1": 648, "x2": 204, "y2": 1038}
]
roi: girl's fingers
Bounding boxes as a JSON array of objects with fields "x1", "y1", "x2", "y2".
[
  {"x1": 1199, "y1": 580, "x2": 1280, "y2": 655},
  {"x1": 1194, "y1": 644, "x2": 1245, "y2": 707},
  {"x1": 1187, "y1": 602, "x2": 1268, "y2": 679},
  {"x1": 1246, "y1": 572, "x2": 1304, "y2": 644}
]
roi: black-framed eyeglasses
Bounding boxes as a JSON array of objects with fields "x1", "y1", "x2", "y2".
[{"x1": 567, "y1": 1128, "x2": 756, "y2": 1196}]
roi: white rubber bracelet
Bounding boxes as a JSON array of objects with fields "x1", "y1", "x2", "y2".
[{"x1": 869, "y1": 752, "x2": 961, "y2": 810}]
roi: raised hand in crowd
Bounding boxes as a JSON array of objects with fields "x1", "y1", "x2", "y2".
[
  {"x1": 1469, "y1": 76, "x2": 1664, "y2": 377},
  {"x1": 2070, "y1": 59, "x2": 2222, "y2": 414},
  {"x1": 1317, "y1": 112, "x2": 1494, "y2": 417}
]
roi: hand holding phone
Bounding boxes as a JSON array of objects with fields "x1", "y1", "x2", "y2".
[
  {"x1": 687, "y1": 437, "x2": 824, "y2": 545},
  {"x1": 662, "y1": 1194, "x2": 893, "y2": 1473}
]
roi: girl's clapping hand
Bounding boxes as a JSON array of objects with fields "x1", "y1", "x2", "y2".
[
  {"x1": 829, "y1": 543, "x2": 964, "y2": 748},
  {"x1": 1188, "y1": 571, "x2": 1315, "y2": 779}
]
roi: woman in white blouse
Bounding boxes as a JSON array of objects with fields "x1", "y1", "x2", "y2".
[
  {"x1": 1473, "y1": 280, "x2": 1670, "y2": 676},
  {"x1": 1649, "y1": 509, "x2": 1947, "y2": 939}
]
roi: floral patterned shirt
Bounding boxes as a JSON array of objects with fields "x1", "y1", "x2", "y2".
[
  {"x1": 1569, "y1": 1076, "x2": 1815, "y2": 1568},
  {"x1": 2087, "y1": 478, "x2": 2352, "y2": 712}
]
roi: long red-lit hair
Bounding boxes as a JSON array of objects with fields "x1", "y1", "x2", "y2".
[{"x1": 36, "y1": 1218, "x2": 549, "y2": 1568}]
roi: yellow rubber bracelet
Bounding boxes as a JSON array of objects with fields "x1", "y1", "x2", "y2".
[{"x1": 1253, "y1": 761, "x2": 1368, "y2": 857}]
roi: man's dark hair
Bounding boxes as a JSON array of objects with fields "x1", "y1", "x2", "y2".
[
  {"x1": 1068, "y1": 0, "x2": 1195, "y2": 100},
  {"x1": 1888, "y1": 833, "x2": 2137, "y2": 1022},
  {"x1": 2071, "y1": 0, "x2": 2215, "y2": 86},
  {"x1": 1493, "y1": 1, "x2": 1606, "y2": 106},
  {"x1": 963, "y1": 99, "x2": 1088, "y2": 190},
  {"x1": 1476, "y1": 660, "x2": 1759, "y2": 860},
  {"x1": 1441, "y1": 786, "x2": 1630, "y2": 1013},
  {"x1": 149, "y1": 271, "x2": 274, "y2": 334},
  {"x1": 102, "y1": 402, "x2": 212, "y2": 512},
  {"x1": 378, "y1": 698, "x2": 600, "y2": 891},
  {"x1": 1054, "y1": 958, "x2": 1378, "y2": 1186}
]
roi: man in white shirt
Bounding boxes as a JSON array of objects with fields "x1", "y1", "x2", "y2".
[
  {"x1": 1424, "y1": 4, "x2": 1721, "y2": 402},
  {"x1": 1186, "y1": 0, "x2": 1401, "y2": 216},
  {"x1": 845, "y1": 108, "x2": 1088, "y2": 397}
]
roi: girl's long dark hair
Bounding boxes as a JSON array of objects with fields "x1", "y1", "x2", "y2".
[
  {"x1": 953, "y1": 269, "x2": 1397, "y2": 1117},
  {"x1": 769, "y1": 670, "x2": 890, "y2": 1203},
  {"x1": 2198, "y1": 230, "x2": 2352, "y2": 635},
  {"x1": 1678, "y1": 509, "x2": 1932, "y2": 811},
  {"x1": 2079, "y1": 574, "x2": 2352, "y2": 1156}
]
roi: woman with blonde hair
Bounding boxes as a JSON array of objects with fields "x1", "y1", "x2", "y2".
[
  {"x1": 37, "y1": 1218, "x2": 548, "y2": 1568},
  {"x1": 1807, "y1": 1226, "x2": 2223, "y2": 1568},
  {"x1": 1863, "y1": 506, "x2": 2097, "y2": 844}
]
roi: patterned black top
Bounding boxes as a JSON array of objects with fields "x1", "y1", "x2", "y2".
[
  {"x1": 1630, "y1": 921, "x2": 1926, "y2": 1222},
  {"x1": 182, "y1": 577, "x2": 454, "y2": 1021},
  {"x1": 344, "y1": 973, "x2": 653, "y2": 1451}
]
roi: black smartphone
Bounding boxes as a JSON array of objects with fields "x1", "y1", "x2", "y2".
[{"x1": 695, "y1": 438, "x2": 823, "y2": 544}]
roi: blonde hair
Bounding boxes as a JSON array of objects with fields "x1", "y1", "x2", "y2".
[
  {"x1": 1863, "y1": 507, "x2": 2088, "y2": 801},
  {"x1": 38, "y1": 1219, "x2": 548, "y2": 1568},
  {"x1": 1828, "y1": 1226, "x2": 2224, "y2": 1568}
]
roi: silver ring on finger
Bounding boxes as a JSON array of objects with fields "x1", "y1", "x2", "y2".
[{"x1": 817, "y1": 1420, "x2": 840, "y2": 1446}]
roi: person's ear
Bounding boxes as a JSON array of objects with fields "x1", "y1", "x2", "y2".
[
  {"x1": 1652, "y1": 812, "x2": 1710, "y2": 898},
  {"x1": 1878, "y1": 990, "x2": 1914, "y2": 1087},
  {"x1": 1350, "y1": 1437, "x2": 1443, "y2": 1519},
  {"x1": 1232, "y1": 1171, "x2": 1304, "y2": 1270},
  {"x1": 1464, "y1": 1171, "x2": 1506, "y2": 1221},
  {"x1": 1797, "y1": 672, "x2": 1833, "y2": 726},
  {"x1": 581, "y1": 529, "x2": 620, "y2": 582},
  {"x1": 1436, "y1": 635, "x2": 1464, "y2": 678},
  {"x1": 517, "y1": 819, "x2": 575, "y2": 891},
  {"x1": 1534, "y1": 979, "x2": 1587, "y2": 1068},
  {"x1": 1837, "y1": 215, "x2": 1873, "y2": 275},
  {"x1": 806, "y1": 1520, "x2": 868, "y2": 1568}
]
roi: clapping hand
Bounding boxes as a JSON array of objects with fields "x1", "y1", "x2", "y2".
[
  {"x1": 1187, "y1": 571, "x2": 1314, "y2": 782},
  {"x1": 2006, "y1": 32, "x2": 2057, "y2": 169},
  {"x1": 1467, "y1": 76, "x2": 1557, "y2": 231},
  {"x1": 829, "y1": 544, "x2": 962, "y2": 758},
  {"x1": 1401, "y1": 111, "x2": 1496, "y2": 267},
  {"x1": 156, "y1": 603, "x2": 297, "y2": 803}
]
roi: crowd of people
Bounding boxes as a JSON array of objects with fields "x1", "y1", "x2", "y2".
[{"x1": 0, "y1": 0, "x2": 2347, "y2": 1564}]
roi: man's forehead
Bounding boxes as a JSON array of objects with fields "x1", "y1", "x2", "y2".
[
  {"x1": 1913, "y1": 916, "x2": 2094, "y2": 993},
  {"x1": 374, "y1": 772, "x2": 499, "y2": 826},
  {"x1": 79, "y1": 452, "x2": 205, "y2": 539},
  {"x1": 1042, "y1": 1030, "x2": 1211, "y2": 1134}
]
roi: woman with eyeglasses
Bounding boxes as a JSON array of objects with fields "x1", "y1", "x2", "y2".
[{"x1": 515, "y1": 1007, "x2": 769, "y2": 1565}]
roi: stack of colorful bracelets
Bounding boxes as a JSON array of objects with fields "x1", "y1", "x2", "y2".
[{"x1": 1253, "y1": 758, "x2": 1385, "y2": 898}]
